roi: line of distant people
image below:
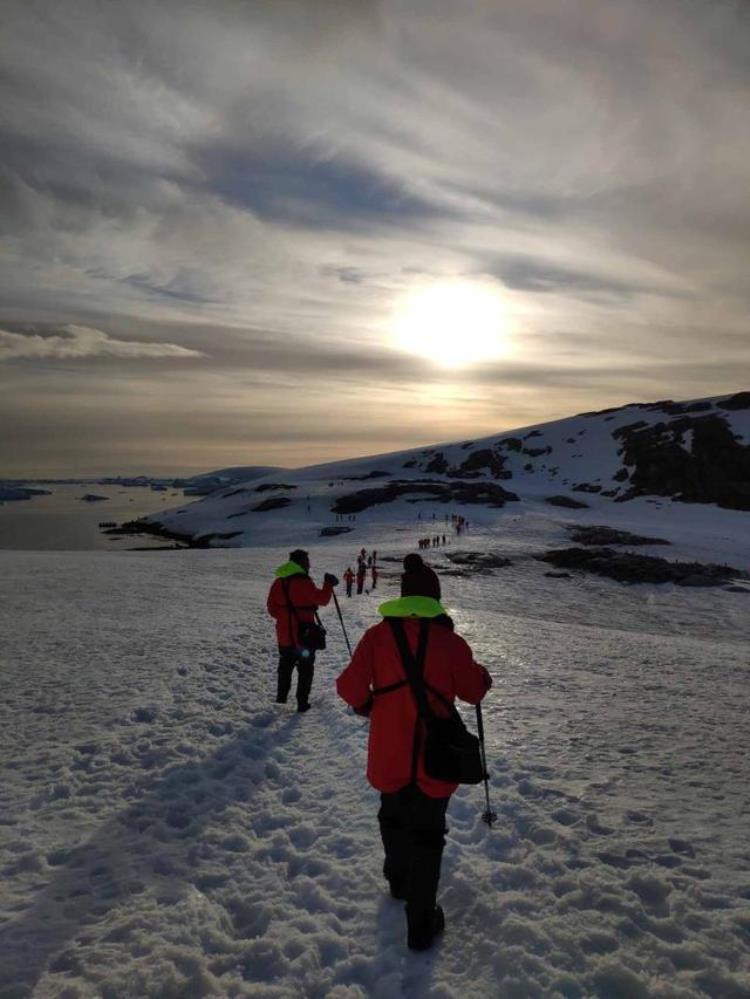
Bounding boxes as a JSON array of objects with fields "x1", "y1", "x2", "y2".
[
  {"x1": 418, "y1": 535, "x2": 447, "y2": 549},
  {"x1": 343, "y1": 547, "x2": 378, "y2": 596},
  {"x1": 417, "y1": 513, "x2": 470, "y2": 540}
]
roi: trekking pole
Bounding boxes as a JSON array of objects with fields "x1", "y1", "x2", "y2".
[
  {"x1": 332, "y1": 591, "x2": 353, "y2": 657},
  {"x1": 476, "y1": 703, "x2": 497, "y2": 828}
]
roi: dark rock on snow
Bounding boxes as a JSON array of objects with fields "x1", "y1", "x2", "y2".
[
  {"x1": 567, "y1": 525, "x2": 670, "y2": 547},
  {"x1": 718, "y1": 390, "x2": 750, "y2": 411},
  {"x1": 252, "y1": 496, "x2": 292, "y2": 512},
  {"x1": 545, "y1": 495, "x2": 590, "y2": 509},
  {"x1": 612, "y1": 413, "x2": 750, "y2": 511},
  {"x1": 540, "y1": 547, "x2": 748, "y2": 586},
  {"x1": 445, "y1": 551, "x2": 512, "y2": 573},
  {"x1": 332, "y1": 480, "x2": 519, "y2": 515}
]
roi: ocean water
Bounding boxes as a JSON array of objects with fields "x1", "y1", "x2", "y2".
[{"x1": 0, "y1": 484, "x2": 189, "y2": 551}]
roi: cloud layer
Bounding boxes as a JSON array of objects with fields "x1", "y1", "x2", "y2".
[
  {"x1": 1, "y1": 0, "x2": 748, "y2": 474},
  {"x1": 0, "y1": 325, "x2": 203, "y2": 362}
]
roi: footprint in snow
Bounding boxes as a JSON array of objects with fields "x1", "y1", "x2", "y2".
[
  {"x1": 669, "y1": 837, "x2": 696, "y2": 858},
  {"x1": 625, "y1": 810, "x2": 653, "y2": 825}
]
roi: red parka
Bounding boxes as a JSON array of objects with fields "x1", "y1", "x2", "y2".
[
  {"x1": 267, "y1": 561, "x2": 333, "y2": 648},
  {"x1": 336, "y1": 597, "x2": 492, "y2": 798}
]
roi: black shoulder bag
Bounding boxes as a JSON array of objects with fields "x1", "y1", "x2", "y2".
[
  {"x1": 282, "y1": 577, "x2": 327, "y2": 652},
  {"x1": 388, "y1": 618, "x2": 485, "y2": 785}
]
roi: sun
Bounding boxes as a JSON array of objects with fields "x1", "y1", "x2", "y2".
[{"x1": 392, "y1": 279, "x2": 512, "y2": 369}]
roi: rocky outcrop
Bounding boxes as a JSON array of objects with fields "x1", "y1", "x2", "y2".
[
  {"x1": 332, "y1": 479, "x2": 519, "y2": 515},
  {"x1": 545, "y1": 495, "x2": 589, "y2": 509},
  {"x1": 719, "y1": 391, "x2": 750, "y2": 411},
  {"x1": 539, "y1": 547, "x2": 747, "y2": 586},
  {"x1": 497, "y1": 437, "x2": 523, "y2": 452},
  {"x1": 255, "y1": 483, "x2": 297, "y2": 492},
  {"x1": 344, "y1": 470, "x2": 391, "y2": 480},
  {"x1": 448, "y1": 448, "x2": 511, "y2": 480},
  {"x1": 566, "y1": 525, "x2": 670, "y2": 547},
  {"x1": 612, "y1": 414, "x2": 750, "y2": 511},
  {"x1": 425, "y1": 452, "x2": 449, "y2": 474},
  {"x1": 252, "y1": 497, "x2": 292, "y2": 512},
  {"x1": 445, "y1": 551, "x2": 512, "y2": 573}
]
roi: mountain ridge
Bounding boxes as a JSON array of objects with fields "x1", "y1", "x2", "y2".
[{"x1": 143, "y1": 390, "x2": 750, "y2": 547}]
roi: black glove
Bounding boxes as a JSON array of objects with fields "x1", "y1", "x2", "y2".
[
  {"x1": 354, "y1": 695, "x2": 373, "y2": 717},
  {"x1": 324, "y1": 573, "x2": 339, "y2": 586}
]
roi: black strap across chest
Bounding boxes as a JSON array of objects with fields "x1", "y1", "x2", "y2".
[
  {"x1": 385, "y1": 618, "x2": 459, "y2": 717},
  {"x1": 387, "y1": 618, "x2": 432, "y2": 718}
]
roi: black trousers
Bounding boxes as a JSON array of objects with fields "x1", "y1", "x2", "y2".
[
  {"x1": 378, "y1": 784, "x2": 448, "y2": 917},
  {"x1": 277, "y1": 647, "x2": 315, "y2": 707}
]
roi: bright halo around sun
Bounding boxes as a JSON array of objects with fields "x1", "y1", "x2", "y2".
[{"x1": 392, "y1": 279, "x2": 512, "y2": 369}]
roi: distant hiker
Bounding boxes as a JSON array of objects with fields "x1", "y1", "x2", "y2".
[
  {"x1": 356, "y1": 562, "x2": 366, "y2": 595},
  {"x1": 266, "y1": 549, "x2": 338, "y2": 712},
  {"x1": 441, "y1": 534, "x2": 446, "y2": 545},
  {"x1": 372, "y1": 550, "x2": 378, "y2": 564},
  {"x1": 367, "y1": 555, "x2": 373, "y2": 567},
  {"x1": 336, "y1": 557, "x2": 492, "y2": 952},
  {"x1": 344, "y1": 567, "x2": 355, "y2": 598},
  {"x1": 371, "y1": 564, "x2": 378, "y2": 590}
]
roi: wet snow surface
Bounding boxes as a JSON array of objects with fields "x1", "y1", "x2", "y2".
[{"x1": 1, "y1": 513, "x2": 749, "y2": 998}]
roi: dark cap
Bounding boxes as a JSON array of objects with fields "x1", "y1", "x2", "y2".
[
  {"x1": 400, "y1": 552, "x2": 441, "y2": 600},
  {"x1": 289, "y1": 549, "x2": 310, "y2": 569}
]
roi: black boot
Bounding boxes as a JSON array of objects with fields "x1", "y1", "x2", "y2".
[
  {"x1": 296, "y1": 658, "x2": 315, "y2": 712},
  {"x1": 276, "y1": 649, "x2": 294, "y2": 704},
  {"x1": 405, "y1": 833, "x2": 445, "y2": 949},
  {"x1": 406, "y1": 904, "x2": 445, "y2": 951}
]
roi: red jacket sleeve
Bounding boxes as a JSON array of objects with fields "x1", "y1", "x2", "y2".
[
  {"x1": 296, "y1": 576, "x2": 333, "y2": 607},
  {"x1": 267, "y1": 579, "x2": 283, "y2": 619},
  {"x1": 450, "y1": 634, "x2": 492, "y2": 704},
  {"x1": 336, "y1": 629, "x2": 374, "y2": 710}
]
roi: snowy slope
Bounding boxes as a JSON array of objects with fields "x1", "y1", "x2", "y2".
[
  {"x1": 1, "y1": 521, "x2": 749, "y2": 997},
  {"x1": 144, "y1": 391, "x2": 750, "y2": 549},
  {"x1": 182, "y1": 466, "x2": 287, "y2": 496}
]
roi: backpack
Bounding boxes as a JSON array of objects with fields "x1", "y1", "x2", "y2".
[
  {"x1": 388, "y1": 618, "x2": 484, "y2": 785},
  {"x1": 282, "y1": 577, "x2": 327, "y2": 652}
]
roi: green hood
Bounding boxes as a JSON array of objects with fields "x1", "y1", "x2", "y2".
[
  {"x1": 378, "y1": 596, "x2": 447, "y2": 618},
  {"x1": 275, "y1": 560, "x2": 307, "y2": 579}
]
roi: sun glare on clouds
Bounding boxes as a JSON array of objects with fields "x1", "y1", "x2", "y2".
[{"x1": 392, "y1": 279, "x2": 514, "y2": 369}]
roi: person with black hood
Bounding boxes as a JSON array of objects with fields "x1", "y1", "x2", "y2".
[
  {"x1": 267, "y1": 549, "x2": 338, "y2": 712},
  {"x1": 336, "y1": 553, "x2": 491, "y2": 951}
]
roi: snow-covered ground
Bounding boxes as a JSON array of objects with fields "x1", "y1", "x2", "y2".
[{"x1": 1, "y1": 511, "x2": 749, "y2": 997}]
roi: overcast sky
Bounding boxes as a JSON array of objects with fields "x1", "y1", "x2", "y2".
[{"x1": 1, "y1": 0, "x2": 748, "y2": 476}]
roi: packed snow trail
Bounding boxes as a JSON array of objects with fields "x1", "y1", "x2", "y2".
[{"x1": 1, "y1": 532, "x2": 749, "y2": 997}]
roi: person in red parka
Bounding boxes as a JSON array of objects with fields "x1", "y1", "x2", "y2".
[
  {"x1": 336, "y1": 555, "x2": 491, "y2": 951},
  {"x1": 267, "y1": 549, "x2": 337, "y2": 712}
]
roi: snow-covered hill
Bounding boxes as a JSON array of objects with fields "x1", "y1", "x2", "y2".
[
  {"x1": 181, "y1": 465, "x2": 287, "y2": 496},
  {"x1": 144, "y1": 391, "x2": 750, "y2": 548}
]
